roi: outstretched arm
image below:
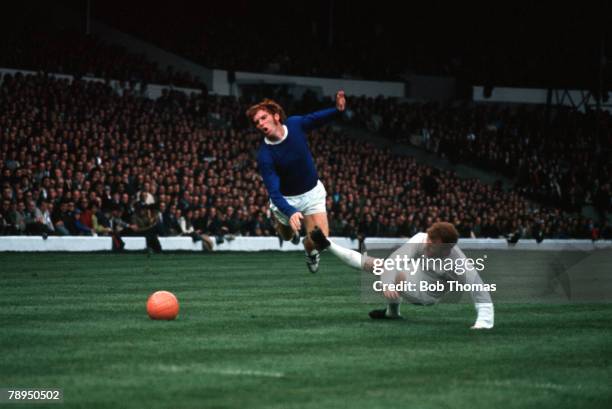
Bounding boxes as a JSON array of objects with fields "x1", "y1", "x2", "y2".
[
  {"x1": 454, "y1": 260, "x2": 495, "y2": 329},
  {"x1": 300, "y1": 90, "x2": 346, "y2": 131},
  {"x1": 467, "y1": 271, "x2": 495, "y2": 329},
  {"x1": 336, "y1": 90, "x2": 346, "y2": 111}
]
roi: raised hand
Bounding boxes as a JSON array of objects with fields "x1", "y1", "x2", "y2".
[{"x1": 336, "y1": 90, "x2": 346, "y2": 112}]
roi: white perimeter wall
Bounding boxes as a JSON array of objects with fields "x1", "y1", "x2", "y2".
[{"x1": 1, "y1": 236, "x2": 611, "y2": 252}]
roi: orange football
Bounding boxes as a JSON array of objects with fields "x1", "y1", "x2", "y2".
[{"x1": 147, "y1": 291, "x2": 179, "y2": 320}]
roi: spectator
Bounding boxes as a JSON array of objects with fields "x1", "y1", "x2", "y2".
[
  {"x1": 9, "y1": 202, "x2": 27, "y2": 235},
  {"x1": 91, "y1": 201, "x2": 113, "y2": 236},
  {"x1": 73, "y1": 209, "x2": 94, "y2": 236},
  {"x1": 0, "y1": 72, "x2": 606, "y2": 243}
]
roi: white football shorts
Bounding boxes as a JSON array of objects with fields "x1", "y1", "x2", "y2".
[{"x1": 270, "y1": 180, "x2": 327, "y2": 226}]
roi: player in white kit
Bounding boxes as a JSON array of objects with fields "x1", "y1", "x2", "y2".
[{"x1": 309, "y1": 222, "x2": 494, "y2": 329}]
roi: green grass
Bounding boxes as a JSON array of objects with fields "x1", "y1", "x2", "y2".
[{"x1": 0, "y1": 252, "x2": 611, "y2": 409}]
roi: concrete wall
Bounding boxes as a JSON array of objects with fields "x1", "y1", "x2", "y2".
[{"x1": 1, "y1": 236, "x2": 610, "y2": 252}]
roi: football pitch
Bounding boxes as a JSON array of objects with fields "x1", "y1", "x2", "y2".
[{"x1": 1, "y1": 252, "x2": 611, "y2": 409}]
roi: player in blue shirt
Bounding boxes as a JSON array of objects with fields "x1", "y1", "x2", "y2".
[{"x1": 246, "y1": 91, "x2": 346, "y2": 272}]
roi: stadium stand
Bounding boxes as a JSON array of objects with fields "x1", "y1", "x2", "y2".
[
  {"x1": 1, "y1": 72, "x2": 609, "y2": 241},
  {"x1": 346, "y1": 97, "x2": 612, "y2": 216},
  {"x1": 0, "y1": 2, "x2": 609, "y2": 243}
]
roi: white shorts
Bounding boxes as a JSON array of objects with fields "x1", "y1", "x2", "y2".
[{"x1": 270, "y1": 180, "x2": 327, "y2": 226}]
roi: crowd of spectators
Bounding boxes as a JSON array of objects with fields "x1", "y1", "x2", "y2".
[
  {"x1": 0, "y1": 73, "x2": 275, "y2": 246},
  {"x1": 1, "y1": 72, "x2": 610, "y2": 244},
  {"x1": 347, "y1": 97, "x2": 612, "y2": 218}
]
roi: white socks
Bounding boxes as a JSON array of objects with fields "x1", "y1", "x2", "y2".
[
  {"x1": 473, "y1": 303, "x2": 494, "y2": 329},
  {"x1": 328, "y1": 241, "x2": 363, "y2": 270}
]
